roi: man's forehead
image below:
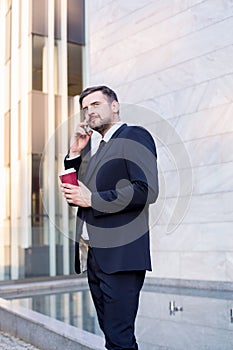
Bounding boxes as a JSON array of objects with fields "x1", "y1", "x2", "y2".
[{"x1": 82, "y1": 91, "x2": 108, "y2": 106}]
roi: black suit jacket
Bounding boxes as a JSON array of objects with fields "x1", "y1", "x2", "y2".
[{"x1": 64, "y1": 124, "x2": 159, "y2": 274}]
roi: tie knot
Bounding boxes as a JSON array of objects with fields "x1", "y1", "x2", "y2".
[
  {"x1": 98, "y1": 140, "x2": 106, "y2": 149},
  {"x1": 95, "y1": 140, "x2": 106, "y2": 156}
]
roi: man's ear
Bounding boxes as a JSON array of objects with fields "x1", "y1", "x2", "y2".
[{"x1": 112, "y1": 101, "x2": 119, "y2": 113}]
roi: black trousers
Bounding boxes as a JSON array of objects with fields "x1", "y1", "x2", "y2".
[{"x1": 87, "y1": 248, "x2": 145, "y2": 350}]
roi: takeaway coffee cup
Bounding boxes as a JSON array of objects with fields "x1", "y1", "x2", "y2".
[
  {"x1": 59, "y1": 168, "x2": 78, "y2": 186},
  {"x1": 59, "y1": 168, "x2": 78, "y2": 207}
]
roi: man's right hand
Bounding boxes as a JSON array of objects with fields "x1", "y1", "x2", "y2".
[{"x1": 69, "y1": 123, "x2": 93, "y2": 157}]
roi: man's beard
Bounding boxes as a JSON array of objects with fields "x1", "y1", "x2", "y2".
[{"x1": 90, "y1": 117, "x2": 112, "y2": 134}]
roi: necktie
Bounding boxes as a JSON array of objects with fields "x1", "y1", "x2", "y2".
[
  {"x1": 84, "y1": 140, "x2": 106, "y2": 182},
  {"x1": 95, "y1": 139, "x2": 106, "y2": 158},
  {"x1": 98, "y1": 139, "x2": 106, "y2": 150}
]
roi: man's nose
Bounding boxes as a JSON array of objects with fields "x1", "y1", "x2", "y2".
[
  {"x1": 83, "y1": 105, "x2": 98, "y2": 120},
  {"x1": 87, "y1": 106, "x2": 96, "y2": 116}
]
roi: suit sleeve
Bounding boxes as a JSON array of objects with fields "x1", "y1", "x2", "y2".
[
  {"x1": 64, "y1": 154, "x2": 82, "y2": 172},
  {"x1": 91, "y1": 127, "x2": 159, "y2": 216}
]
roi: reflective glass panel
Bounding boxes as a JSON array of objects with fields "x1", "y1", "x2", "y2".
[
  {"x1": 31, "y1": 0, "x2": 48, "y2": 36},
  {"x1": 67, "y1": 0, "x2": 85, "y2": 45},
  {"x1": 32, "y1": 35, "x2": 46, "y2": 91},
  {"x1": 68, "y1": 43, "x2": 83, "y2": 96}
]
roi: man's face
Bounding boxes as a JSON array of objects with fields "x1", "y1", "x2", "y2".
[{"x1": 82, "y1": 91, "x2": 119, "y2": 134}]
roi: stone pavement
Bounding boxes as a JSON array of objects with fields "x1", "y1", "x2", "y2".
[{"x1": 0, "y1": 331, "x2": 40, "y2": 350}]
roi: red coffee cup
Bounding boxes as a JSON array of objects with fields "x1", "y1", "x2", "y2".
[{"x1": 59, "y1": 168, "x2": 78, "y2": 186}]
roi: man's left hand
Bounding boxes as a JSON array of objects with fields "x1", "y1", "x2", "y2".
[{"x1": 61, "y1": 181, "x2": 92, "y2": 207}]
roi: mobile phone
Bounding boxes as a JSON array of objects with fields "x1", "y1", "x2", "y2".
[{"x1": 83, "y1": 125, "x2": 92, "y2": 135}]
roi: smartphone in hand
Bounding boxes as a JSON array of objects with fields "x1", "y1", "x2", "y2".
[{"x1": 83, "y1": 125, "x2": 92, "y2": 135}]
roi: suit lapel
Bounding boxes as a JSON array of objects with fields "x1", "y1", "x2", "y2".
[{"x1": 84, "y1": 124, "x2": 127, "y2": 184}]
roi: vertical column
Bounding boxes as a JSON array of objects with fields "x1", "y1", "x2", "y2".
[
  {"x1": 0, "y1": 0, "x2": 6, "y2": 280},
  {"x1": 76, "y1": 292, "x2": 83, "y2": 329},
  {"x1": 10, "y1": 0, "x2": 20, "y2": 280},
  {"x1": 82, "y1": 0, "x2": 90, "y2": 87},
  {"x1": 20, "y1": 0, "x2": 32, "y2": 251},
  {"x1": 49, "y1": 294, "x2": 57, "y2": 319},
  {"x1": 47, "y1": 0, "x2": 56, "y2": 276},
  {"x1": 62, "y1": 293, "x2": 70, "y2": 324},
  {"x1": 82, "y1": 0, "x2": 100, "y2": 154},
  {"x1": 60, "y1": 0, "x2": 70, "y2": 275}
]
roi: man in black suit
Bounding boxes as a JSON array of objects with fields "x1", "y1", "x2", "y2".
[{"x1": 61, "y1": 86, "x2": 159, "y2": 350}]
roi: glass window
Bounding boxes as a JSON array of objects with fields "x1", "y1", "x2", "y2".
[
  {"x1": 29, "y1": 153, "x2": 50, "y2": 278},
  {"x1": 31, "y1": 0, "x2": 48, "y2": 36},
  {"x1": 32, "y1": 154, "x2": 41, "y2": 220},
  {"x1": 31, "y1": 153, "x2": 44, "y2": 243},
  {"x1": 31, "y1": 91, "x2": 46, "y2": 153},
  {"x1": 54, "y1": 0, "x2": 61, "y2": 39},
  {"x1": 67, "y1": 0, "x2": 85, "y2": 45},
  {"x1": 32, "y1": 35, "x2": 46, "y2": 91},
  {"x1": 55, "y1": 95, "x2": 61, "y2": 128},
  {"x1": 32, "y1": 0, "x2": 85, "y2": 41},
  {"x1": 67, "y1": 43, "x2": 83, "y2": 96}
]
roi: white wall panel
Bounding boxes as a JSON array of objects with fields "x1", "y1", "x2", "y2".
[{"x1": 87, "y1": 0, "x2": 233, "y2": 282}]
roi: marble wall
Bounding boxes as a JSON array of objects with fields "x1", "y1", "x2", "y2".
[{"x1": 86, "y1": 0, "x2": 233, "y2": 282}]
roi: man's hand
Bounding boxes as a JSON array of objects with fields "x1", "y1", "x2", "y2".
[
  {"x1": 61, "y1": 181, "x2": 92, "y2": 207},
  {"x1": 69, "y1": 123, "x2": 93, "y2": 157}
]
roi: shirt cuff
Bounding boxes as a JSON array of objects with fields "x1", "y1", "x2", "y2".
[{"x1": 67, "y1": 154, "x2": 81, "y2": 160}]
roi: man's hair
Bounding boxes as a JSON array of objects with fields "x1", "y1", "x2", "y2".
[{"x1": 79, "y1": 85, "x2": 118, "y2": 108}]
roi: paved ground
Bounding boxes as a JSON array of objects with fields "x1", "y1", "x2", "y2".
[{"x1": 0, "y1": 331, "x2": 40, "y2": 350}]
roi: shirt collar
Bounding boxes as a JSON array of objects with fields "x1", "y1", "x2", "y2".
[{"x1": 102, "y1": 122, "x2": 124, "y2": 143}]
